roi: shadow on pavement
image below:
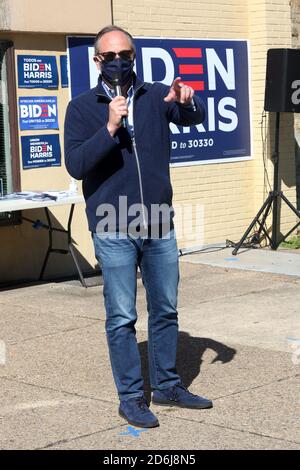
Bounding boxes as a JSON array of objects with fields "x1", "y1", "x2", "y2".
[{"x1": 139, "y1": 331, "x2": 237, "y2": 403}]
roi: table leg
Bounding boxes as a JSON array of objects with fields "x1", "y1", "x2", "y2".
[
  {"x1": 67, "y1": 204, "x2": 87, "y2": 288},
  {"x1": 39, "y1": 204, "x2": 87, "y2": 288},
  {"x1": 39, "y1": 207, "x2": 52, "y2": 281}
]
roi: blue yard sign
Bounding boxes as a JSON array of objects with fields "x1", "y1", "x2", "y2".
[
  {"x1": 60, "y1": 55, "x2": 69, "y2": 88},
  {"x1": 19, "y1": 96, "x2": 58, "y2": 130},
  {"x1": 67, "y1": 36, "x2": 251, "y2": 166},
  {"x1": 21, "y1": 134, "x2": 61, "y2": 169},
  {"x1": 18, "y1": 55, "x2": 58, "y2": 89},
  {"x1": 67, "y1": 36, "x2": 96, "y2": 99}
]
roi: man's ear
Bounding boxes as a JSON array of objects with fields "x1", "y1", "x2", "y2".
[{"x1": 93, "y1": 57, "x2": 101, "y2": 70}]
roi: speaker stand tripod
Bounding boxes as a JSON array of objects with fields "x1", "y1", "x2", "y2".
[{"x1": 232, "y1": 112, "x2": 300, "y2": 255}]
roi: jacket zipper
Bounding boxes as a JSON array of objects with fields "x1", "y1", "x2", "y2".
[
  {"x1": 98, "y1": 85, "x2": 148, "y2": 230},
  {"x1": 131, "y1": 134, "x2": 147, "y2": 230},
  {"x1": 131, "y1": 86, "x2": 148, "y2": 230}
]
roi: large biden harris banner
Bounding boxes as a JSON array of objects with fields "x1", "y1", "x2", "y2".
[{"x1": 67, "y1": 36, "x2": 251, "y2": 166}]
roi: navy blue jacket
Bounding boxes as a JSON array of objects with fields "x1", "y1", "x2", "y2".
[{"x1": 64, "y1": 76, "x2": 205, "y2": 233}]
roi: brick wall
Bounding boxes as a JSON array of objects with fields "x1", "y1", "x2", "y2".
[
  {"x1": 248, "y1": 0, "x2": 296, "y2": 241},
  {"x1": 291, "y1": 0, "x2": 300, "y2": 208}
]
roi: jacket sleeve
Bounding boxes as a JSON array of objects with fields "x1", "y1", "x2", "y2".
[
  {"x1": 165, "y1": 94, "x2": 206, "y2": 126},
  {"x1": 64, "y1": 101, "x2": 119, "y2": 180}
]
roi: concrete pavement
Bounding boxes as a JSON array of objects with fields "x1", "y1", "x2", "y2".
[{"x1": 0, "y1": 247, "x2": 299, "y2": 449}]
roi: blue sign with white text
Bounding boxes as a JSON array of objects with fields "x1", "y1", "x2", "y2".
[
  {"x1": 67, "y1": 36, "x2": 95, "y2": 98},
  {"x1": 60, "y1": 55, "x2": 69, "y2": 87},
  {"x1": 19, "y1": 97, "x2": 58, "y2": 130},
  {"x1": 134, "y1": 38, "x2": 251, "y2": 165},
  {"x1": 18, "y1": 55, "x2": 58, "y2": 89},
  {"x1": 21, "y1": 134, "x2": 61, "y2": 169},
  {"x1": 67, "y1": 37, "x2": 251, "y2": 165}
]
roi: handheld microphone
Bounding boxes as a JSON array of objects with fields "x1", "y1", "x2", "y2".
[{"x1": 112, "y1": 73, "x2": 127, "y2": 128}]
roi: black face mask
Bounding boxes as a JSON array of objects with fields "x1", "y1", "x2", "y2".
[{"x1": 101, "y1": 58, "x2": 134, "y2": 87}]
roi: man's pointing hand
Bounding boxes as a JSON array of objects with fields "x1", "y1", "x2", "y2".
[{"x1": 164, "y1": 77, "x2": 195, "y2": 105}]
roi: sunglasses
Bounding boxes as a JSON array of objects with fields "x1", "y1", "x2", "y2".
[{"x1": 96, "y1": 50, "x2": 134, "y2": 63}]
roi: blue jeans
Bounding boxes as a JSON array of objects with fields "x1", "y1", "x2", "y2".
[{"x1": 92, "y1": 230, "x2": 181, "y2": 401}]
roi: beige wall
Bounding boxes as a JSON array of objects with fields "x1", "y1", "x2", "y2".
[
  {"x1": 0, "y1": 0, "x2": 111, "y2": 33},
  {"x1": 292, "y1": 0, "x2": 300, "y2": 137},
  {"x1": 291, "y1": 0, "x2": 300, "y2": 208},
  {"x1": 114, "y1": 0, "x2": 297, "y2": 248},
  {"x1": 0, "y1": 32, "x2": 99, "y2": 283},
  {"x1": 0, "y1": 4, "x2": 112, "y2": 283},
  {"x1": 0, "y1": 16, "x2": 111, "y2": 282},
  {"x1": 249, "y1": 0, "x2": 295, "y2": 239}
]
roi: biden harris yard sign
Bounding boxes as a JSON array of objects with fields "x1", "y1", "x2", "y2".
[
  {"x1": 18, "y1": 55, "x2": 58, "y2": 89},
  {"x1": 67, "y1": 36, "x2": 251, "y2": 166},
  {"x1": 19, "y1": 97, "x2": 58, "y2": 130},
  {"x1": 21, "y1": 135, "x2": 61, "y2": 170}
]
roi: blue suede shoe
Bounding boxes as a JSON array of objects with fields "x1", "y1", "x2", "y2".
[
  {"x1": 119, "y1": 396, "x2": 159, "y2": 428},
  {"x1": 152, "y1": 384, "x2": 213, "y2": 409}
]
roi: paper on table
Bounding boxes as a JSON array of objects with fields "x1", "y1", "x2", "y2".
[
  {"x1": 40, "y1": 191, "x2": 72, "y2": 200},
  {"x1": 0, "y1": 191, "x2": 37, "y2": 200},
  {"x1": 0, "y1": 190, "x2": 74, "y2": 202}
]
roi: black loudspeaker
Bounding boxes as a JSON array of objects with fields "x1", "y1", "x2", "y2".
[{"x1": 264, "y1": 48, "x2": 300, "y2": 113}]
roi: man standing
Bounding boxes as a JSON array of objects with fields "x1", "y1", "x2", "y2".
[{"x1": 64, "y1": 25, "x2": 212, "y2": 428}]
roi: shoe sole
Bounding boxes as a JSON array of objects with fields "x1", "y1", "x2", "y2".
[
  {"x1": 152, "y1": 400, "x2": 213, "y2": 410},
  {"x1": 118, "y1": 409, "x2": 160, "y2": 428}
]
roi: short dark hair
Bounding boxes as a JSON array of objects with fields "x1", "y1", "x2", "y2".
[{"x1": 94, "y1": 25, "x2": 135, "y2": 54}]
